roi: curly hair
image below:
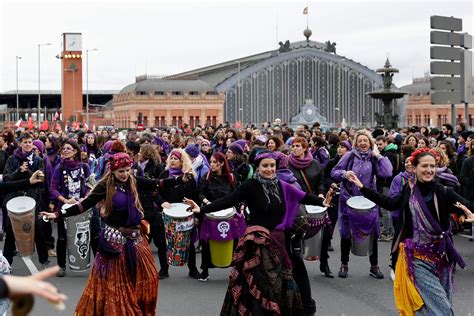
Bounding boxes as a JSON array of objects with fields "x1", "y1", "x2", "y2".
[{"x1": 140, "y1": 144, "x2": 161, "y2": 164}]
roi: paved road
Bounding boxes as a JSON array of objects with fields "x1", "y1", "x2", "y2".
[{"x1": 3, "y1": 231, "x2": 474, "y2": 315}]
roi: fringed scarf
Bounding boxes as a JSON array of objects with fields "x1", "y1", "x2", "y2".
[{"x1": 254, "y1": 172, "x2": 282, "y2": 204}]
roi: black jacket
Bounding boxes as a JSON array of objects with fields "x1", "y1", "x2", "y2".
[
  {"x1": 288, "y1": 160, "x2": 324, "y2": 195},
  {"x1": 156, "y1": 170, "x2": 199, "y2": 211},
  {"x1": 360, "y1": 180, "x2": 473, "y2": 253},
  {"x1": 2, "y1": 154, "x2": 45, "y2": 211},
  {"x1": 198, "y1": 171, "x2": 234, "y2": 204},
  {"x1": 459, "y1": 155, "x2": 474, "y2": 201}
]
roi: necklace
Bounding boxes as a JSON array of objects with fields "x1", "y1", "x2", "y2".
[{"x1": 116, "y1": 183, "x2": 127, "y2": 193}]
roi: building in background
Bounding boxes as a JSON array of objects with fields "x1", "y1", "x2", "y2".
[
  {"x1": 401, "y1": 75, "x2": 474, "y2": 127},
  {"x1": 112, "y1": 76, "x2": 224, "y2": 128}
]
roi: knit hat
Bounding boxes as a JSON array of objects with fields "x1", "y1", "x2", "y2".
[
  {"x1": 32, "y1": 140, "x2": 45, "y2": 154},
  {"x1": 185, "y1": 144, "x2": 200, "y2": 158},
  {"x1": 459, "y1": 130, "x2": 474, "y2": 141},
  {"x1": 340, "y1": 140, "x2": 352, "y2": 151},
  {"x1": 228, "y1": 142, "x2": 243, "y2": 155},
  {"x1": 109, "y1": 153, "x2": 133, "y2": 171},
  {"x1": 235, "y1": 139, "x2": 250, "y2": 151}
]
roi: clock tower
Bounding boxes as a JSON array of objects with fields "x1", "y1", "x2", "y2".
[{"x1": 60, "y1": 33, "x2": 83, "y2": 123}]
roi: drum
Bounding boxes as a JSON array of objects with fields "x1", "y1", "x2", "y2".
[
  {"x1": 162, "y1": 203, "x2": 194, "y2": 266},
  {"x1": 346, "y1": 196, "x2": 376, "y2": 213},
  {"x1": 205, "y1": 208, "x2": 236, "y2": 267},
  {"x1": 65, "y1": 210, "x2": 92, "y2": 271},
  {"x1": 303, "y1": 205, "x2": 327, "y2": 261},
  {"x1": 347, "y1": 196, "x2": 376, "y2": 256},
  {"x1": 6, "y1": 197, "x2": 36, "y2": 256}
]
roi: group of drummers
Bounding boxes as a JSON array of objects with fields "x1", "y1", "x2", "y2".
[{"x1": 0, "y1": 121, "x2": 473, "y2": 315}]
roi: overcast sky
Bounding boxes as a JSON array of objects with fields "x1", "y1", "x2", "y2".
[{"x1": 0, "y1": 0, "x2": 472, "y2": 93}]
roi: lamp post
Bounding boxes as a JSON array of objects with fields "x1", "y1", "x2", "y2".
[
  {"x1": 38, "y1": 43, "x2": 51, "y2": 125},
  {"x1": 65, "y1": 67, "x2": 78, "y2": 122},
  {"x1": 16, "y1": 56, "x2": 21, "y2": 121},
  {"x1": 86, "y1": 48, "x2": 98, "y2": 127}
]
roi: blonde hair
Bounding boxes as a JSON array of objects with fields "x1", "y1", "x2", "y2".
[
  {"x1": 353, "y1": 129, "x2": 375, "y2": 150},
  {"x1": 165, "y1": 148, "x2": 196, "y2": 177},
  {"x1": 431, "y1": 147, "x2": 449, "y2": 167}
]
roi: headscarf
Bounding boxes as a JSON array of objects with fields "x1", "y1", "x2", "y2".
[{"x1": 109, "y1": 153, "x2": 133, "y2": 171}]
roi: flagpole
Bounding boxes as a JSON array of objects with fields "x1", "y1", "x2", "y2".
[{"x1": 306, "y1": 2, "x2": 309, "y2": 28}]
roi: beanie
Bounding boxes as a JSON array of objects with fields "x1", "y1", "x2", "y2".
[
  {"x1": 228, "y1": 142, "x2": 243, "y2": 155},
  {"x1": 185, "y1": 144, "x2": 200, "y2": 158}
]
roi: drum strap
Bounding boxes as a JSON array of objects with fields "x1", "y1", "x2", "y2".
[{"x1": 299, "y1": 170, "x2": 313, "y2": 194}]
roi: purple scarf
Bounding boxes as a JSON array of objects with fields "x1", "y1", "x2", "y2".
[
  {"x1": 456, "y1": 144, "x2": 466, "y2": 155},
  {"x1": 14, "y1": 148, "x2": 34, "y2": 166},
  {"x1": 61, "y1": 158, "x2": 82, "y2": 171},
  {"x1": 408, "y1": 184, "x2": 466, "y2": 270},
  {"x1": 168, "y1": 167, "x2": 183, "y2": 177},
  {"x1": 288, "y1": 152, "x2": 313, "y2": 170}
]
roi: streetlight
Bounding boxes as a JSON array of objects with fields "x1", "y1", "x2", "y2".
[
  {"x1": 16, "y1": 56, "x2": 21, "y2": 121},
  {"x1": 65, "y1": 67, "x2": 78, "y2": 122},
  {"x1": 38, "y1": 43, "x2": 51, "y2": 124},
  {"x1": 86, "y1": 48, "x2": 98, "y2": 127}
]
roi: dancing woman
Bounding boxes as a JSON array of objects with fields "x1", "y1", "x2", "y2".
[
  {"x1": 186, "y1": 151, "x2": 334, "y2": 316},
  {"x1": 347, "y1": 149, "x2": 474, "y2": 315},
  {"x1": 41, "y1": 153, "x2": 187, "y2": 315}
]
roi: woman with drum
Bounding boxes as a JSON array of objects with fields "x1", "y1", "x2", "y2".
[
  {"x1": 48, "y1": 140, "x2": 91, "y2": 277},
  {"x1": 346, "y1": 149, "x2": 474, "y2": 315},
  {"x1": 156, "y1": 149, "x2": 200, "y2": 279},
  {"x1": 330, "y1": 129, "x2": 393, "y2": 279},
  {"x1": 197, "y1": 152, "x2": 235, "y2": 281},
  {"x1": 288, "y1": 137, "x2": 334, "y2": 277},
  {"x1": 41, "y1": 152, "x2": 188, "y2": 315},
  {"x1": 185, "y1": 151, "x2": 334, "y2": 316}
]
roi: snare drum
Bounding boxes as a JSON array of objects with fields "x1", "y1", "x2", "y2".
[
  {"x1": 303, "y1": 205, "x2": 327, "y2": 261},
  {"x1": 203, "y1": 208, "x2": 241, "y2": 267},
  {"x1": 65, "y1": 210, "x2": 92, "y2": 271},
  {"x1": 6, "y1": 197, "x2": 36, "y2": 256},
  {"x1": 162, "y1": 203, "x2": 194, "y2": 266}
]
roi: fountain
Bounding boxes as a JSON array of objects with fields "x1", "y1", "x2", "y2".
[{"x1": 367, "y1": 58, "x2": 407, "y2": 129}]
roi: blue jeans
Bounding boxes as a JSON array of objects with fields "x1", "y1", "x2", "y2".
[{"x1": 413, "y1": 258, "x2": 453, "y2": 316}]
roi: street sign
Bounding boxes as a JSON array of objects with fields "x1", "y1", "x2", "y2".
[
  {"x1": 461, "y1": 33, "x2": 473, "y2": 49},
  {"x1": 431, "y1": 91, "x2": 461, "y2": 104},
  {"x1": 430, "y1": 77, "x2": 460, "y2": 90},
  {"x1": 430, "y1": 46, "x2": 462, "y2": 60},
  {"x1": 430, "y1": 61, "x2": 461, "y2": 75},
  {"x1": 431, "y1": 16, "x2": 462, "y2": 31},
  {"x1": 461, "y1": 50, "x2": 473, "y2": 102},
  {"x1": 430, "y1": 31, "x2": 462, "y2": 46}
]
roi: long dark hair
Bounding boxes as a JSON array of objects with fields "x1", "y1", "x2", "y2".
[{"x1": 208, "y1": 152, "x2": 234, "y2": 189}]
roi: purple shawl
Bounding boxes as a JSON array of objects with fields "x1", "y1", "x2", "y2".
[
  {"x1": 276, "y1": 181, "x2": 306, "y2": 230},
  {"x1": 409, "y1": 184, "x2": 466, "y2": 269}
]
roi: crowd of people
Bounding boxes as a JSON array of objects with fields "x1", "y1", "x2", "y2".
[{"x1": 0, "y1": 120, "x2": 473, "y2": 315}]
